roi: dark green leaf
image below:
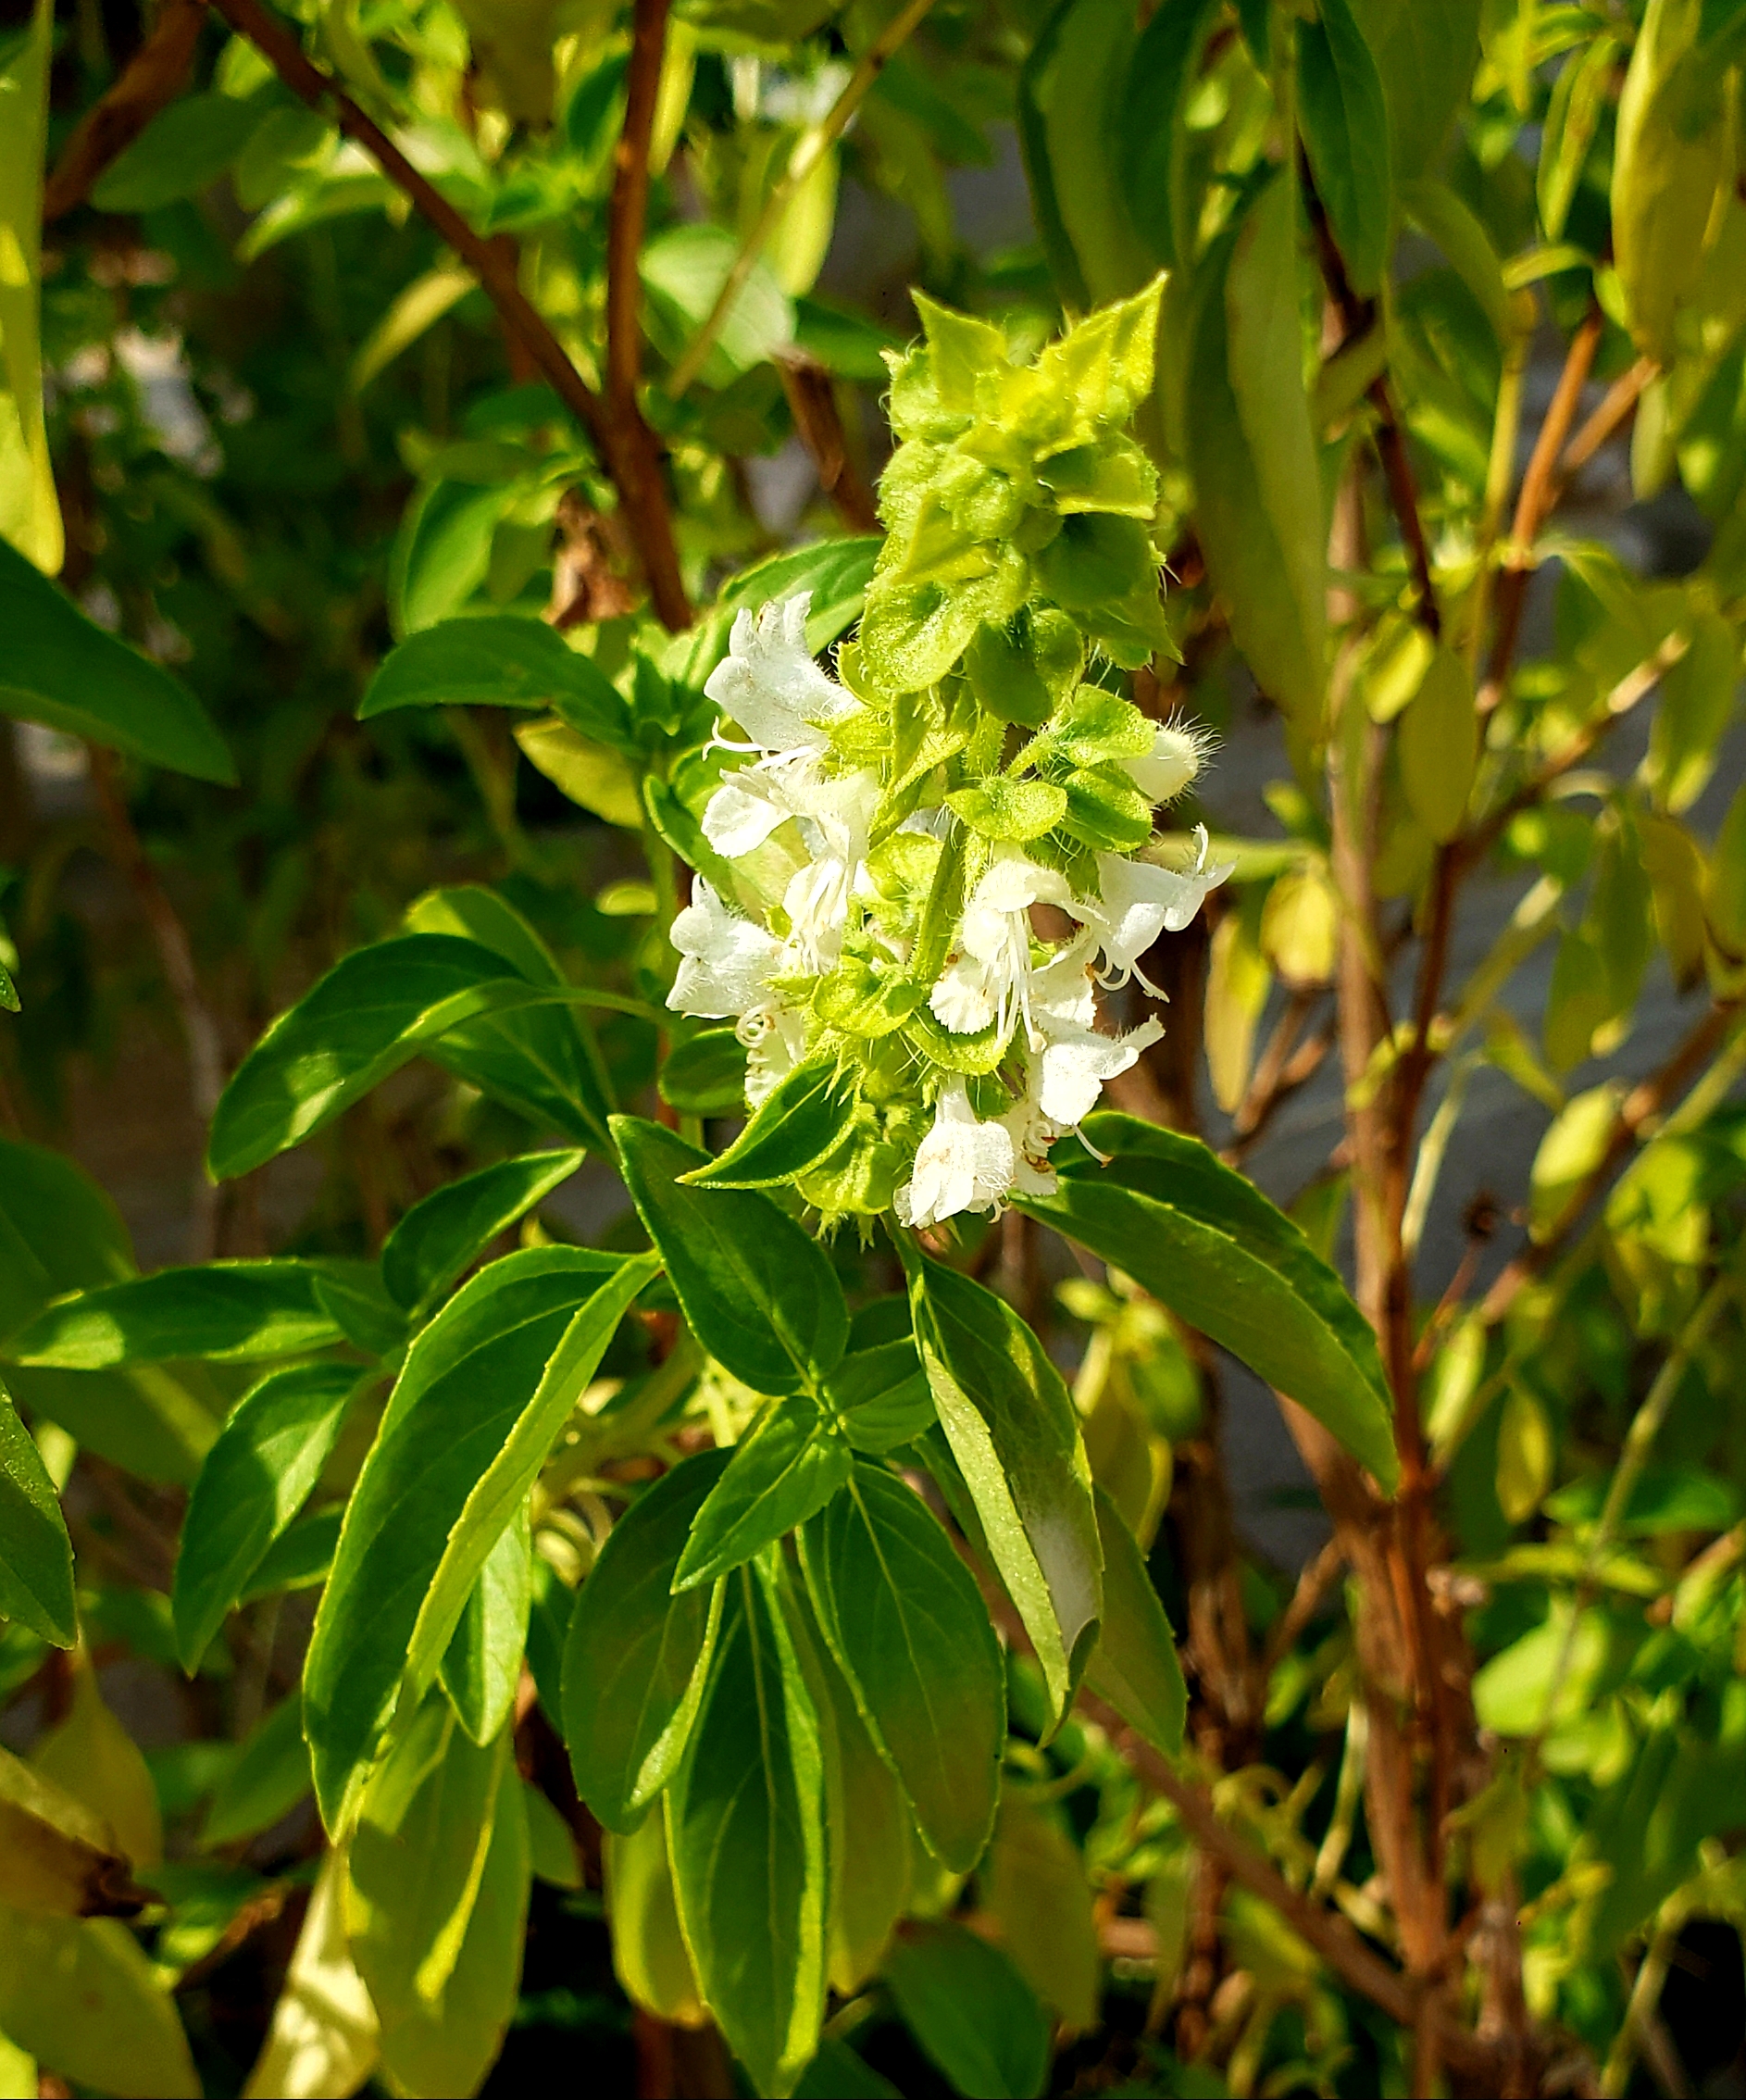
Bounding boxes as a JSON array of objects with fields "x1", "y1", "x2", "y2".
[
  {"x1": 0, "y1": 1379, "x2": 75, "y2": 1647},
  {"x1": 200, "y1": 1694, "x2": 311, "y2": 1847},
  {"x1": 658, "y1": 1030, "x2": 749, "y2": 1116},
  {"x1": 680, "y1": 1055, "x2": 854, "y2": 1188},
  {"x1": 674, "y1": 1397, "x2": 852, "y2": 1592},
  {"x1": 793, "y1": 2038, "x2": 899, "y2": 2099},
  {"x1": 0, "y1": 960, "x2": 16, "y2": 1013},
  {"x1": 615, "y1": 1117, "x2": 849, "y2": 1395},
  {"x1": 667, "y1": 1560, "x2": 829, "y2": 2098},
  {"x1": 89, "y1": 90, "x2": 270, "y2": 212},
  {"x1": 883, "y1": 1920, "x2": 1051, "y2": 2099},
  {"x1": 303, "y1": 1247, "x2": 655, "y2": 1824},
  {"x1": 1299, "y1": 0, "x2": 1393, "y2": 297},
  {"x1": 906, "y1": 1253, "x2": 1102, "y2": 1731},
  {"x1": 0, "y1": 539, "x2": 235, "y2": 782},
  {"x1": 207, "y1": 934, "x2": 567, "y2": 1181},
  {"x1": 171, "y1": 1362, "x2": 360, "y2": 1671},
  {"x1": 799, "y1": 1463, "x2": 1003, "y2": 1872},
  {"x1": 824, "y1": 1339, "x2": 935, "y2": 1455},
  {"x1": 561, "y1": 1449, "x2": 730, "y2": 1831},
  {"x1": 1082, "y1": 1486, "x2": 1185, "y2": 1757},
  {"x1": 1117, "y1": 0, "x2": 1221, "y2": 270},
  {"x1": 1019, "y1": 1114, "x2": 1401, "y2": 1491},
  {"x1": 668, "y1": 536, "x2": 882, "y2": 694},
  {"x1": 0, "y1": 1137, "x2": 134, "y2": 1343},
  {"x1": 441, "y1": 1507, "x2": 533, "y2": 1746},
  {"x1": 381, "y1": 1149, "x2": 587, "y2": 1311},
  {"x1": 237, "y1": 1504, "x2": 340, "y2": 1602},
  {"x1": 359, "y1": 616, "x2": 634, "y2": 749},
  {"x1": 1347, "y1": 0, "x2": 1479, "y2": 181},
  {"x1": 6, "y1": 1261, "x2": 347, "y2": 1369},
  {"x1": 404, "y1": 888, "x2": 616, "y2": 1155}
]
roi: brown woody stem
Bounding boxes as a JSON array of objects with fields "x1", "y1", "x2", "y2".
[{"x1": 44, "y1": 0, "x2": 206, "y2": 219}]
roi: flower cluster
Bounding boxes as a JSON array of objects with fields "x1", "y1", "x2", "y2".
[{"x1": 666, "y1": 287, "x2": 1230, "y2": 1231}]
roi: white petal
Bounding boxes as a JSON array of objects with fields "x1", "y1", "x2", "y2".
[
  {"x1": 895, "y1": 1082, "x2": 1016, "y2": 1227},
  {"x1": 929, "y1": 955, "x2": 997, "y2": 1033},
  {"x1": 703, "y1": 592, "x2": 854, "y2": 754},
  {"x1": 969, "y1": 845, "x2": 1072, "y2": 919},
  {"x1": 665, "y1": 879, "x2": 782, "y2": 1018},
  {"x1": 702, "y1": 779, "x2": 787, "y2": 858},
  {"x1": 1038, "y1": 1018, "x2": 1164, "y2": 1126}
]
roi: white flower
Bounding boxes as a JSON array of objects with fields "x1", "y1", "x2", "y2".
[
  {"x1": 1081, "y1": 826, "x2": 1232, "y2": 994},
  {"x1": 929, "y1": 845, "x2": 1072, "y2": 1044},
  {"x1": 1123, "y1": 721, "x2": 1212, "y2": 806},
  {"x1": 704, "y1": 594, "x2": 856, "y2": 755},
  {"x1": 1037, "y1": 1015, "x2": 1164, "y2": 1127},
  {"x1": 894, "y1": 1081, "x2": 1016, "y2": 1228},
  {"x1": 667, "y1": 878, "x2": 783, "y2": 1019},
  {"x1": 999, "y1": 1078, "x2": 1061, "y2": 1200},
  {"x1": 741, "y1": 1003, "x2": 809, "y2": 1107}
]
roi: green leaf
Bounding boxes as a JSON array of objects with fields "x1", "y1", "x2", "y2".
[
  {"x1": 1399, "y1": 179, "x2": 1512, "y2": 352},
  {"x1": 381, "y1": 1149, "x2": 587, "y2": 1311},
  {"x1": 616, "y1": 1117, "x2": 849, "y2": 1394},
  {"x1": 207, "y1": 934, "x2": 570, "y2": 1180},
  {"x1": 883, "y1": 1920, "x2": 1051, "y2": 2100},
  {"x1": 1117, "y1": 0, "x2": 1224, "y2": 272},
  {"x1": 0, "y1": 1738, "x2": 139, "y2": 1917},
  {"x1": 1298, "y1": 0, "x2": 1393, "y2": 297},
  {"x1": 0, "y1": 0, "x2": 60, "y2": 573},
  {"x1": 1347, "y1": 0, "x2": 1480, "y2": 181},
  {"x1": 1188, "y1": 206, "x2": 1326, "y2": 735},
  {"x1": 674, "y1": 1397, "x2": 852, "y2": 1593},
  {"x1": 669, "y1": 536, "x2": 883, "y2": 695},
  {"x1": 658, "y1": 1030, "x2": 749, "y2": 1116},
  {"x1": 200, "y1": 1693, "x2": 312, "y2": 1847},
  {"x1": 171, "y1": 1361, "x2": 360, "y2": 1671},
  {"x1": 303, "y1": 1246, "x2": 654, "y2": 1824},
  {"x1": 359, "y1": 616, "x2": 634, "y2": 749},
  {"x1": 814, "y1": 1640, "x2": 911, "y2": 1996},
  {"x1": 945, "y1": 777, "x2": 1068, "y2": 844},
  {"x1": 348, "y1": 1703, "x2": 530, "y2": 2100},
  {"x1": 604, "y1": 1803, "x2": 706, "y2": 2024},
  {"x1": 0, "y1": 1381, "x2": 74, "y2": 1647},
  {"x1": 824, "y1": 1339, "x2": 935, "y2": 1454},
  {"x1": 0, "y1": 1915, "x2": 200, "y2": 2098},
  {"x1": 1648, "y1": 609, "x2": 1739, "y2": 813},
  {"x1": 0, "y1": 541, "x2": 233, "y2": 781},
  {"x1": 983, "y1": 1793, "x2": 1100, "y2": 2030},
  {"x1": 1398, "y1": 646, "x2": 1477, "y2": 843},
  {"x1": 6, "y1": 1260, "x2": 349, "y2": 1369},
  {"x1": 667, "y1": 1560, "x2": 829, "y2": 2098},
  {"x1": 561, "y1": 1450, "x2": 730, "y2": 1832},
  {"x1": 238, "y1": 1504, "x2": 340, "y2": 1602},
  {"x1": 390, "y1": 476, "x2": 521, "y2": 638},
  {"x1": 1539, "y1": 32, "x2": 1622, "y2": 242},
  {"x1": 799, "y1": 1463, "x2": 1004, "y2": 1872},
  {"x1": 1613, "y1": 0, "x2": 1730, "y2": 361},
  {"x1": 1082, "y1": 1486, "x2": 1186, "y2": 1757},
  {"x1": 0, "y1": 958, "x2": 17, "y2": 1013},
  {"x1": 0, "y1": 1137, "x2": 134, "y2": 1342},
  {"x1": 89, "y1": 90, "x2": 269, "y2": 212},
  {"x1": 680, "y1": 1054, "x2": 854, "y2": 1187},
  {"x1": 794, "y1": 2038, "x2": 900, "y2": 2099},
  {"x1": 906, "y1": 1254, "x2": 1102, "y2": 1732},
  {"x1": 403, "y1": 887, "x2": 616, "y2": 1155},
  {"x1": 1018, "y1": 1116, "x2": 1401, "y2": 1491},
  {"x1": 440, "y1": 1508, "x2": 532, "y2": 1747},
  {"x1": 641, "y1": 222, "x2": 793, "y2": 389}
]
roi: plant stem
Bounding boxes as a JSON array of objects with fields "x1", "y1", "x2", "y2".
[
  {"x1": 667, "y1": 0, "x2": 938, "y2": 400},
  {"x1": 44, "y1": 0, "x2": 205, "y2": 219},
  {"x1": 199, "y1": 0, "x2": 692, "y2": 631}
]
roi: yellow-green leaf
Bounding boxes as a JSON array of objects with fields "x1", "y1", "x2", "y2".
[
  {"x1": 1398, "y1": 646, "x2": 1477, "y2": 844},
  {"x1": 0, "y1": 0, "x2": 61, "y2": 572}
]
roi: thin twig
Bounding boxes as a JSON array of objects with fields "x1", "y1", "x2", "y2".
[
  {"x1": 777, "y1": 351, "x2": 880, "y2": 531},
  {"x1": 667, "y1": 0, "x2": 937, "y2": 400},
  {"x1": 86, "y1": 744, "x2": 224, "y2": 1260},
  {"x1": 198, "y1": 0, "x2": 691, "y2": 631},
  {"x1": 608, "y1": 0, "x2": 667, "y2": 421},
  {"x1": 1478, "y1": 307, "x2": 1603, "y2": 716},
  {"x1": 1261, "y1": 1534, "x2": 1348, "y2": 1677},
  {"x1": 44, "y1": 0, "x2": 206, "y2": 219},
  {"x1": 1558, "y1": 355, "x2": 1658, "y2": 487}
]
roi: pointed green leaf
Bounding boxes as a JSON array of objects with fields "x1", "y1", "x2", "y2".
[
  {"x1": 440, "y1": 1507, "x2": 533, "y2": 1747},
  {"x1": 883, "y1": 1920, "x2": 1051, "y2": 2100},
  {"x1": 674, "y1": 1397, "x2": 852, "y2": 1592},
  {"x1": 658, "y1": 1030, "x2": 748, "y2": 1116},
  {"x1": 304, "y1": 1247, "x2": 654, "y2": 1823},
  {"x1": 208, "y1": 935, "x2": 567, "y2": 1181},
  {"x1": 680, "y1": 1055, "x2": 854, "y2": 1187},
  {"x1": 0, "y1": 541, "x2": 233, "y2": 782},
  {"x1": 360, "y1": 615, "x2": 634, "y2": 750},
  {"x1": 1083, "y1": 1486, "x2": 1186, "y2": 1757},
  {"x1": 616, "y1": 1117, "x2": 849, "y2": 1394},
  {"x1": 200, "y1": 1693, "x2": 312, "y2": 1848},
  {"x1": 561, "y1": 1450, "x2": 730, "y2": 1832},
  {"x1": 6, "y1": 1261, "x2": 349, "y2": 1369},
  {"x1": 171, "y1": 1361, "x2": 360, "y2": 1671},
  {"x1": 0, "y1": 1380, "x2": 75, "y2": 1647},
  {"x1": 382, "y1": 1149, "x2": 587, "y2": 1311},
  {"x1": 824, "y1": 1339, "x2": 935, "y2": 1455},
  {"x1": 667, "y1": 1562, "x2": 829, "y2": 2098},
  {"x1": 799, "y1": 1463, "x2": 1004, "y2": 1872},
  {"x1": 1018, "y1": 1114, "x2": 1401, "y2": 1490},
  {"x1": 0, "y1": 1914, "x2": 200, "y2": 2098},
  {"x1": 906, "y1": 1253, "x2": 1102, "y2": 1731},
  {"x1": 1298, "y1": 0, "x2": 1393, "y2": 296}
]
